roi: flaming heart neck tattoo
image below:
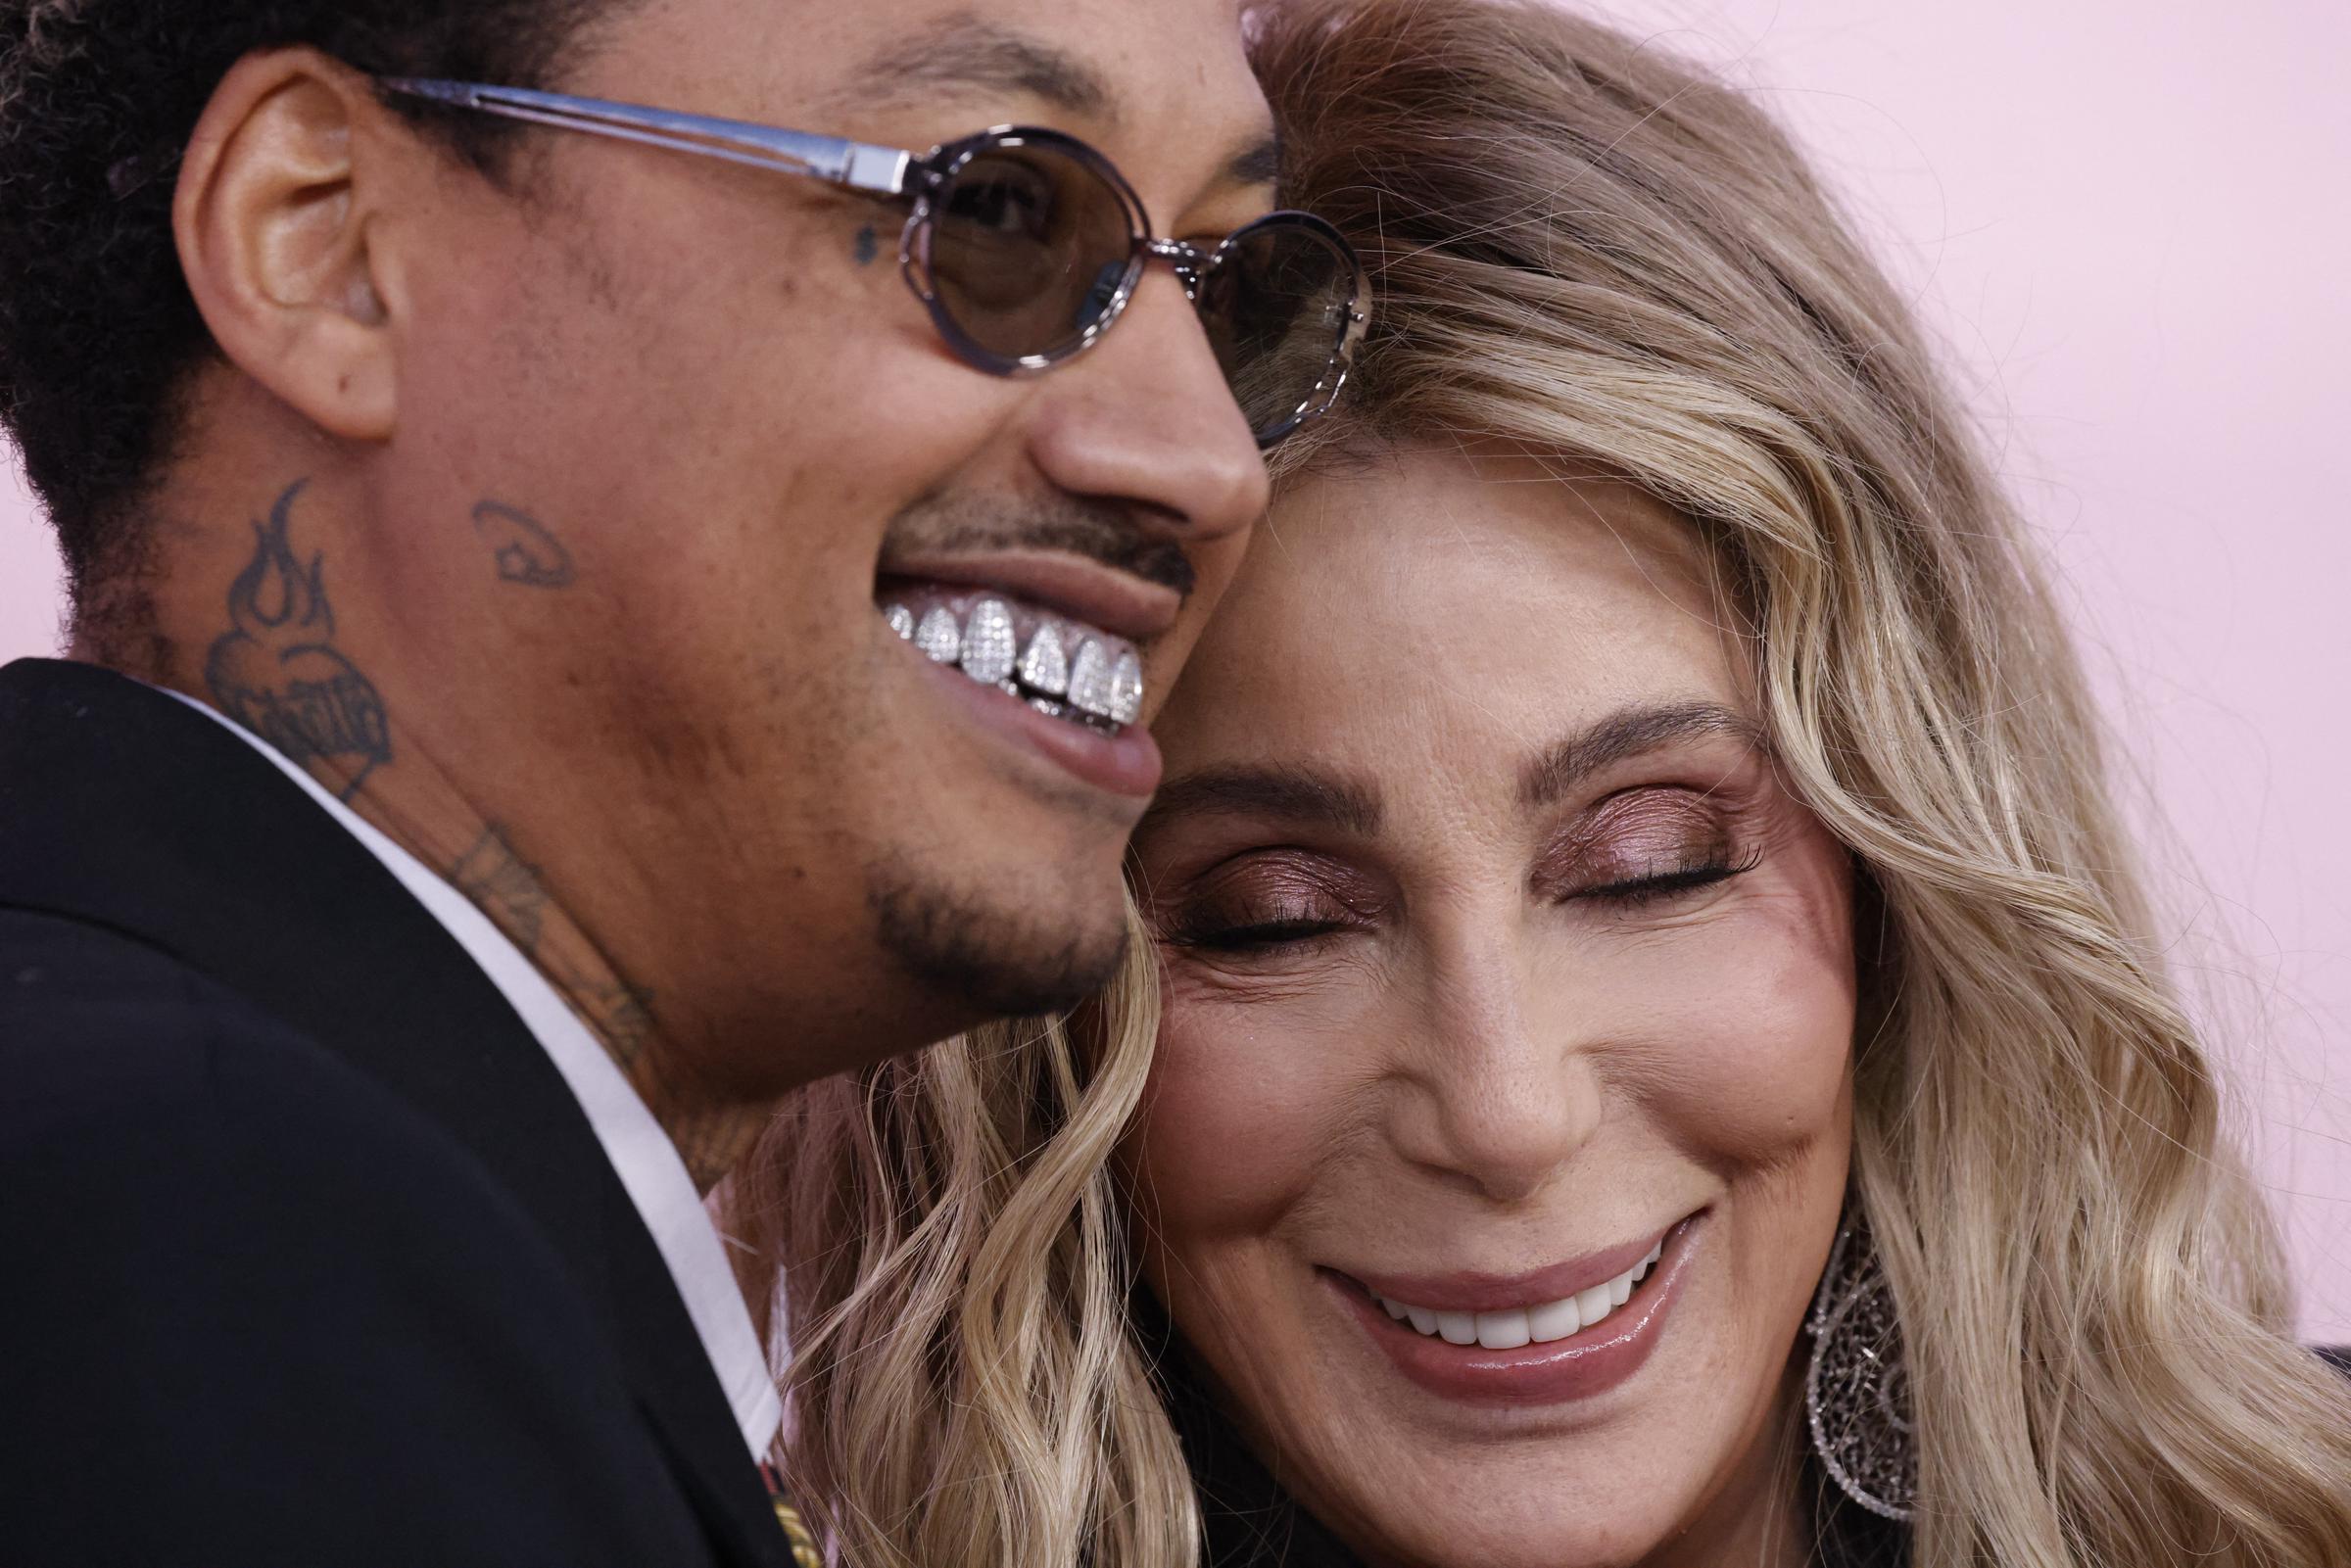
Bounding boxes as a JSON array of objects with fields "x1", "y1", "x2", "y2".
[{"x1": 202, "y1": 480, "x2": 392, "y2": 802}]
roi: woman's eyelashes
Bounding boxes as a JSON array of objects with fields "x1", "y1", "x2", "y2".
[
  {"x1": 1153, "y1": 851, "x2": 1385, "y2": 954},
  {"x1": 1568, "y1": 844, "x2": 1763, "y2": 906},
  {"x1": 1170, "y1": 914, "x2": 1352, "y2": 952},
  {"x1": 1538, "y1": 786, "x2": 1760, "y2": 908}
]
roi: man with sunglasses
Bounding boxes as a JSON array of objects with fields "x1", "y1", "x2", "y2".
[{"x1": 0, "y1": 0, "x2": 1364, "y2": 1562}]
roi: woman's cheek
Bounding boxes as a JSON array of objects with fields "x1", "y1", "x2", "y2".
[
  {"x1": 1606, "y1": 893, "x2": 1857, "y2": 1168},
  {"x1": 1525, "y1": 842, "x2": 1851, "y2": 1161},
  {"x1": 1129, "y1": 976, "x2": 1363, "y2": 1240},
  {"x1": 1658, "y1": 975, "x2": 1852, "y2": 1170}
]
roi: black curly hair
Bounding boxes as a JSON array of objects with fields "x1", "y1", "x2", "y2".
[{"x1": 0, "y1": 1, "x2": 623, "y2": 608}]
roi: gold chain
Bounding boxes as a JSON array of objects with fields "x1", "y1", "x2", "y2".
[{"x1": 771, "y1": 1498, "x2": 824, "y2": 1568}]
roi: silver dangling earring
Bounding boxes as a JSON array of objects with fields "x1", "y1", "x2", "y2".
[{"x1": 1803, "y1": 1218, "x2": 1918, "y2": 1522}]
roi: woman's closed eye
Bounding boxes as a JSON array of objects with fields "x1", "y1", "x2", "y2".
[
  {"x1": 1169, "y1": 912, "x2": 1352, "y2": 952},
  {"x1": 1538, "y1": 785, "x2": 1763, "y2": 910},
  {"x1": 1571, "y1": 846, "x2": 1762, "y2": 906},
  {"x1": 1152, "y1": 850, "x2": 1387, "y2": 954}
]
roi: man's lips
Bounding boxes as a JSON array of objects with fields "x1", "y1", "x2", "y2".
[
  {"x1": 899, "y1": 649, "x2": 1164, "y2": 798},
  {"x1": 877, "y1": 549, "x2": 1181, "y2": 644},
  {"x1": 874, "y1": 576, "x2": 1165, "y2": 797}
]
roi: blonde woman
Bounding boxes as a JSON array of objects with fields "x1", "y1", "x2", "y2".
[{"x1": 729, "y1": 0, "x2": 2351, "y2": 1563}]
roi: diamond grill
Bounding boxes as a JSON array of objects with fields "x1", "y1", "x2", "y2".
[{"x1": 882, "y1": 594, "x2": 1141, "y2": 736}]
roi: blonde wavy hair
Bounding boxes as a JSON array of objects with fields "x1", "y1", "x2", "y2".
[{"x1": 726, "y1": 1, "x2": 2351, "y2": 1562}]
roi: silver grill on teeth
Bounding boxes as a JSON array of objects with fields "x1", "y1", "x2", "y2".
[
  {"x1": 960, "y1": 599, "x2": 1018, "y2": 686},
  {"x1": 1067, "y1": 639, "x2": 1113, "y2": 719},
  {"x1": 1109, "y1": 651, "x2": 1144, "y2": 725},
  {"x1": 913, "y1": 605, "x2": 961, "y2": 665},
  {"x1": 1019, "y1": 625, "x2": 1070, "y2": 695},
  {"x1": 886, "y1": 595, "x2": 1139, "y2": 735}
]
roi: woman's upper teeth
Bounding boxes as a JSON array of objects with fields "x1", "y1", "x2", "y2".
[
  {"x1": 881, "y1": 591, "x2": 1144, "y2": 726},
  {"x1": 1377, "y1": 1239, "x2": 1664, "y2": 1350}
]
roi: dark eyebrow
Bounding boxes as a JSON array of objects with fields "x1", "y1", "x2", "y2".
[
  {"x1": 1139, "y1": 765, "x2": 1382, "y2": 838},
  {"x1": 838, "y1": 14, "x2": 1277, "y2": 198},
  {"x1": 1517, "y1": 701, "x2": 1765, "y2": 809},
  {"x1": 840, "y1": 14, "x2": 1117, "y2": 122},
  {"x1": 1226, "y1": 134, "x2": 1281, "y2": 189}
]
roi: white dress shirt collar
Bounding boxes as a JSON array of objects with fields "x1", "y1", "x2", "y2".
[{"x1": 164, "y1": 689, "x2": 785, "y2": 1461}]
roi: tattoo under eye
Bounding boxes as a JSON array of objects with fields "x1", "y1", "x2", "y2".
[
  {"x1": 854, "y1": 224, "x2": 881, "y2": 265},
  {"x1": 203, "y1": 479, "x2": 393, "y2": 802}
]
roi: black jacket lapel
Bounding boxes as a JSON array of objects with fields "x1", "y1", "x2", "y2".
[{"x1": 0, "y1": 658, "x2": 789, "y2": 1567}]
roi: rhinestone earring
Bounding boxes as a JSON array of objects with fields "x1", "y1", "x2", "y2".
[{"x1": 1803, "y1": 1217, "x2": 1918, "y2": 1521}]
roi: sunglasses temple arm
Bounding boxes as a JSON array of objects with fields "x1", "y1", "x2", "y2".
[{"x1": 379, "y1": 79, "x2": 911, "y2": 195}]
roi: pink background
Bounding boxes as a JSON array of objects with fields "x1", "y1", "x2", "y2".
[{"x1": 2, "y1": 1, "x2": 2344, "y2": 1337}]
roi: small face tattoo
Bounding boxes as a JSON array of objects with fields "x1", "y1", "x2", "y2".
[{"x1": 472, "y1": 500, "x2": 577, "y2": 590}]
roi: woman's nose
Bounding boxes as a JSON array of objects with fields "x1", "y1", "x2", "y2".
[{"x1": 1385, "y1": 946, "x2": 1606, "y2": 1205}]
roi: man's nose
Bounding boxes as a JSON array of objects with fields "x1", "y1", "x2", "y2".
[{"x1": 1023, "y1": 266, "x2": 1273, "y2": 550}]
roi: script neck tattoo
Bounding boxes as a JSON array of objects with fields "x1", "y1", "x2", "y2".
[{"x1": 449, "y1": 822, "x2": 754, "y2": 1188}]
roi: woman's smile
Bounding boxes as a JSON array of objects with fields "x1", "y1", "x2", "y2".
[{"x1": 1323, "y1": 1212, "x2": 1701, "y2": 1408}]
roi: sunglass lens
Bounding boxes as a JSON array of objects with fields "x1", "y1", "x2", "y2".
[
  {"x1": 1196, "y1": 215, "x2": 1360, "y2": 445},
  {"x1": 925, "y1": 141, "x2": 1136, "y2": 361}
]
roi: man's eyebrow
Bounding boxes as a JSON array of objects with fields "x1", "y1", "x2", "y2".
[
  {"x1": 1517, "y1": 701, "x2": 1765, "y2": 808},
  {"x1": 1139, "y1": 765, "x2": 1382, "y2": 838},
  {"x1": 1225, "y1": 133, "x2": 1281, "y2": 188},
  {"x1": 836, "y1": 14, "x2": 1117, "y2": 122}
]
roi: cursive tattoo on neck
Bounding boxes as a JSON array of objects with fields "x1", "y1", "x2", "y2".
[
  {"x1": 472, "y1": 500, "x2": 577, "y2": 589},
  {"x1": 451, "y1": 825, "x2": 552, "y2": 951},
  {"x1": 440, "y1": 824, "x2": 750, "y2": 1185},
  {"x1": 203, "y1": 480, "x2": 392, "y2": 801},
  {"x1": 573, "y1": 976, "x2": 658, "y2": 1059},
  {"x1": 448, "y1": 822, "x2": 658, "y2": 1069}
]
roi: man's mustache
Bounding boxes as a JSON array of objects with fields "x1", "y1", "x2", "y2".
[{"x1": 882, "y1": 495, "x2": 1198, "y2": 599}]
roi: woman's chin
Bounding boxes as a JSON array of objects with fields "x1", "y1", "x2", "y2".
[{"x1": 1294, "y1": 1439, "x2": 1713, "y2": 1568}]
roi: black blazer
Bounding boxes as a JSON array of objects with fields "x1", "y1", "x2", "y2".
[{"x1": 0, "y1": 659, "x2": 794, "y2": 1568}]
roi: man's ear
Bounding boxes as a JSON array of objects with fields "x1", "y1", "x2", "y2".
[{"x1": 174, "y1": 49, "x2": 410, "y2": 443}]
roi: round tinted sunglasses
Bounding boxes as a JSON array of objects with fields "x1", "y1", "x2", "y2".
[{"x1": 382, "y1": 81, "x2": 1371, "y2": 448}]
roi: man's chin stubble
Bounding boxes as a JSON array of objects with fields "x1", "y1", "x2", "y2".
[{"x1": 866, "y1": 858, "x2": 1130, "y2": 1022}]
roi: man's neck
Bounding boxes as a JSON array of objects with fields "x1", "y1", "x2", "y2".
[
  {"x1": 359, "y1": 789, "x2": 771, "y2": 1192},
  {"x1": 74, "y1": 470, "x2": 773, "y2": 1191}
]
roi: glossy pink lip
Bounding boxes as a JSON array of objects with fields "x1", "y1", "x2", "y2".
[
  {"x1": 906, "y1": 644, "x2": 1163, "y2": 799},
  {"x1": 1331, "y1": 1213, "x2": 1703, "y2": 1407},
  {"x1": 878, "y1": 549, "x2": 1182, "y2": 643},
  {"x1": 1346, "y1": 1223, "x2": 1678, "y2": 1314}
]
